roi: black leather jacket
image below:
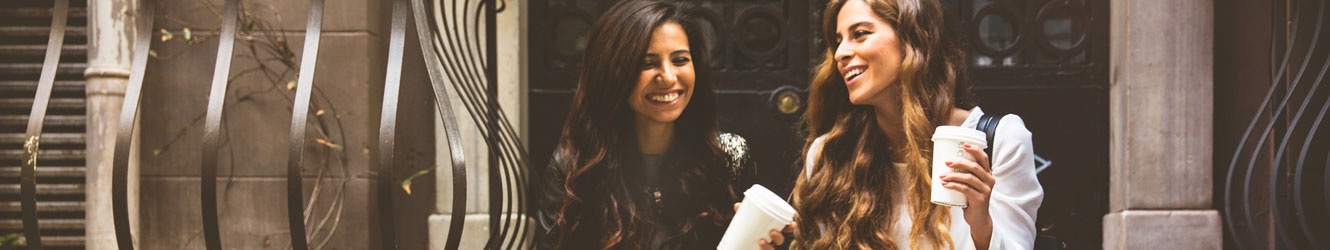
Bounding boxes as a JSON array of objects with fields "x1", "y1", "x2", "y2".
[{"x1": 536, "y1": 133, "x2": 757, "y2": 250}]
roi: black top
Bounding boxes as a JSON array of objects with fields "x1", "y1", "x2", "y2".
[{"x1": 537, "y1": 133, "x2": 757, "y2": 250}]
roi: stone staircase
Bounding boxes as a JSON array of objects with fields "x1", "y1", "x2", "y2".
[{"x1": 0, "y1": 1, "x2": 90, "y2": 249}]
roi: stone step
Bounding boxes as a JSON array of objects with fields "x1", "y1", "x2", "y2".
[
  {"x1": 0, "y1": 26, "x2": 88, "y2": 39},
  {"x1": 0, "y1": 115, "x2": 86, "y2": 127},
  {"x1": 0, "y1": 201, "x2": 84, "y2": 213},
  {"x1": 0, "y1": 44, "x2": 88, "y2": 57},
  {"x1": 0, "y1": 63, "x2": 87, "y2": 77},
  {"x1": 0, "y1": 183, "x2": 84, "y2": 195},
  {"x1": 0, "y1": 218, "x2": 84, "y2": 231},
  {"x1": 0, "y1": 149, "x2": 85, "y2": 162},
  {"x1": 0, "y1": 98, "x2": 85, "y2": 111},
  {"x1": 0, "y1": 166, "x2": 84, "y2": 178},
  {"x1": 0, "y1": 80, "x2": 83, "y2": 93},
  {"x1": 0, "y1": 133, "x2": 84, "y2": 145}
]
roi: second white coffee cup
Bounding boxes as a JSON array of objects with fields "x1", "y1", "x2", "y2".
[
  {"x1": 716, "y1": 184, "x2": 796, "y2": 250},
  {"x1": 930, "y1": 126, "x2": 988, "y2": 208}
]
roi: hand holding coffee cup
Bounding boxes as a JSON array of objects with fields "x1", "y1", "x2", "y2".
[
  {"x1": 931, "y1": 126, "x2": 997, "y2": 229},
  {"x1": 717, "y1": 184, "x2": 796, "y2": 250},
  {"x1": 733, "y1": 203, "x2": 796, "y2": 250}
]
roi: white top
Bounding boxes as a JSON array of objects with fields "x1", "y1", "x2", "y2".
[{"x1": 804, "y1": 106, "x2": 1044, "y2": 250}]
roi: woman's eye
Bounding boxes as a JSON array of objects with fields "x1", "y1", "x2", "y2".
[
  {"x1": 642, "y1": 60, "x2": 657, "y2": 69},
  {"x1": 672, "y1": 57, "x2": 691, "y2": 65},
  {"x1": 853, "y1": 30, "x2": 870, "y2": 39}
]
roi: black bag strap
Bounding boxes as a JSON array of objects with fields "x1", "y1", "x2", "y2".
[{"x1": 977, "y1": 113, "x2": 1004, "y2": 166}]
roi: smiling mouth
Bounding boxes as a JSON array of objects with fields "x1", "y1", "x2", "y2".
[
  {"x1": 646, "y1": 91, "x2": 682, "y2": 104},
  {"x1": 845, "y1": 68, "x2": 865, "y2": 83}
]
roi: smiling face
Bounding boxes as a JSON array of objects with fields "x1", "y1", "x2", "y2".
[
  {"x1": 630, "y1": 22, "x2": 696, "y2": 125},
  {"x1": 834, "y1": 0, "x2": 905, "y2": 107}
]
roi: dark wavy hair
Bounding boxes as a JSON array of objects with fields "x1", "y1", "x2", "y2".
[
  {"x1": 791, "y1": 0, "x2": 976, "y2": 249},
  {"x1": 549, "y1": 1, "x2": 735, "y2": 249}
]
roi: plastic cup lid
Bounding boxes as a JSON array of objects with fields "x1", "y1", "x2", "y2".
[
  {"x1": 931, "y1": 126, "x2": 988, "y2": 147},
  {"x1": 744, "y1": 184, "x2": 796, "y2": 221}
]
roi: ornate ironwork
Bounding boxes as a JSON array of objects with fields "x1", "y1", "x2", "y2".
[
  {"x1": 1225, "y1": 0, "x2": 1330, "y2": 249},
  {"x1": 415, "y1": 0, "x2": 532, "y2": 249},
  {"x1": 20, "y1": 0, "x2": 69, "y2": 249}
]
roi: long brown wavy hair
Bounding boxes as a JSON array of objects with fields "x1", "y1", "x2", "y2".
[
  {"x1": 791, "y1": 0, "x2": 976, "y2": 249},
  {"x1": 549, "y1": 1, "x2": 735, "y2": 249}
]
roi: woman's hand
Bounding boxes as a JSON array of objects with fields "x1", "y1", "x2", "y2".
[
  {"x1": 735, "y1": 203, "x2": 797, "y2": 250},
  {"x1": 940, "y1": 143, "x2": 994, "y2": 249}
]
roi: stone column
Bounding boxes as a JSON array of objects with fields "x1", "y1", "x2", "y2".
[
  {"x1": 84, "y1": 0, "x2": 142, "y2": 249},
  {"x1": 429, "y1": 0, "x2": 531, "y2": 248},
  {"x1": 1106, "y1": 0, "x2": 1221, "y2": 249}
]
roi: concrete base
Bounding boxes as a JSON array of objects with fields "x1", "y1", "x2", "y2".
[
  {"x1": 429, "y1": 213, "x2": 535, "y2": 250},
  {"x1": 1103, "y1": 210, "x2": 1222, "y2": 250}
]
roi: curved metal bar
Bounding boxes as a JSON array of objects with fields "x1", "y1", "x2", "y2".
[
  {"x1": 1290, "y1": 56, "x2": 1330, "y2": 250},
  {"x1": 199, "y1": 0, "x2": 241, "y2": 249},
  {"x1": 409, "y1": 1, "x2": 470, "y2": 249},
  {"x1": 112, "y1": 1, "x2": 156, "y2": 249},
  {"x1": 1227, "y1": 1, "x2": 1312, "y2": 248},
  {"x1": 285, "y1": 0, "x2": 326, "y2": 249},
  {"x1": 20, "y1": 1, "x2": 70, "y2": 249},
  {"x1": 1261, "y1": 3, "x2": 1326, "y2": 249},
  {"x1": 376, "y1": 0, "x2": 410, "y2": 248}
]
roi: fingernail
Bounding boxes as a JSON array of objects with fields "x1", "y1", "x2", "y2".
[
  {"x1": 945, "y1": 161, "x2": 953, "y2": 166},
  {"x1": 964, "y1": 144, "x2": 972, "y2": 149}
]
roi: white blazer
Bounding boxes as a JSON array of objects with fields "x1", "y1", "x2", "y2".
[{"x1": 804, "y1": 106, "x2": 1044, "y2": 250}]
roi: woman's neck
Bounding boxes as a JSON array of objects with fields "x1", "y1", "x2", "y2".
[
  {"x1": 872, "y1": 101, "x2": 909, "y2": 153},
  {"x1": 635, "y1": 116, "x2": 674, "y2": 155}
]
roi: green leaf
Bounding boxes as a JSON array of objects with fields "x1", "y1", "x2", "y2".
[
  {"x1": 183, "y1": 27, "x2": 193, "y2": 40},
  {"x1": 148, "y1": 50, "x2": 158, "y2": 58},
  {"x1": 152, "y1": 149, "x2": 162, "y2": 156},
  {"x1": 400, "y1": 169, "x2": 432, "y2": 195}
]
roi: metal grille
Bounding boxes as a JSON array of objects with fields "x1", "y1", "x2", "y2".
[
  {"x1": 1224, "y1": 0, "x2": 1330, "y2": 249},
  {"x1": 9, "y1": 0, "x2": 526, "y2": 249}
]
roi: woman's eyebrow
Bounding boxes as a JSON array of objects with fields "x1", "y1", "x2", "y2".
[{"x1": 670, "y1": 50, "x2": 691, "y2": 56}]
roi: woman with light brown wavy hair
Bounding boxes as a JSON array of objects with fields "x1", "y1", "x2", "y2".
[{"x1": 766, "y1": 0, "x2": 1045, "y2": 249}]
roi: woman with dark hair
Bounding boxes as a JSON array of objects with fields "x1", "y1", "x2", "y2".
[
  {"x1": 768, "y1": 0, "x2": 1044, "y2": 249},
  {"x1": 537, "y1": 1, "x2": 755, "y2": 249}
]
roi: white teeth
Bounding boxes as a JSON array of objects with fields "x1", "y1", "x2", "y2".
[
  {"x1": 845, "y1": 68, "x2": 864, "y2": 81},
  {"x1": 648, "y1": 92, "x2": 679, "y2": 103}
]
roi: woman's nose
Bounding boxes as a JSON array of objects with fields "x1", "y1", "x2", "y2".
[
  {"x1": 656, "y1": 65, "x2": 678, "y2": 84},
  {"x1": 834, "y1": 42, "x2": 854, "y2": 65}
]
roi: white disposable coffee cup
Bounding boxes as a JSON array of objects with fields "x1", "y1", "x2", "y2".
[
  {"x1": 930, "y1": 126, "x2": 988, "y2": 208},
  {"x1": 717, "y1": 184, "x2": 796, "y2": 250}
]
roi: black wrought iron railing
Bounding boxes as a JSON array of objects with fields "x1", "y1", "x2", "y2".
[
  {"x1": 1224, "y1": 0, "x2": 1330, "y2": 249},
  {"x1": 15, "y1": 0, "x2": 530, "y2": 249}
]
